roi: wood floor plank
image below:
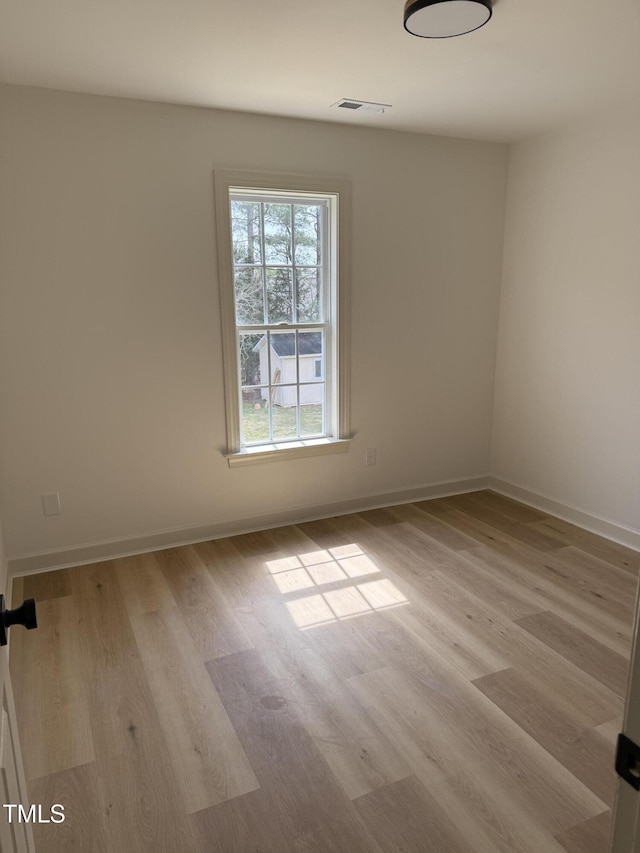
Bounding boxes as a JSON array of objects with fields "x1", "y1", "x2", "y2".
[
  {"x1": 228, "y1": 528, "x2": 286, "y2": 557},
  {"x1": 155, "y1": 546, "x2": 253, "y2": 660},
  {"x1": 29, "y1": 763, "x2": 108, "y2": 853},
  {"x1": 555, "y1": 810, "x2": 612, "y2": 853},
  {"x1": 347, "y1": 666, "x2": 582, "y2": 853},
  {"x1": 21, "y1": 568, "x2": 72, "y2": 602},
  {"x1": 394, "y1": 566, "x2": 542, "y2": 668},
  {"x1": 474, "y1": 666, "x2": 594, "y2": 751},
  {"x1": 68, "y1": 561, "x2": 140, "y2": 670},
  {"x1": 113, "y1": 553, "x2": 176, "y2": 615},
  {"x1": 129, "y1": 606, "x2": 259, "y2": 813},
  {"x1": 377, "y1": 663, "x2": 607, "y2": 829},
  {"x1": 529, "y1": 516, "x2": 640, "y2": 575},
  {"x1": 302, "y1": 613, "x2": 388, "y2": 680},
  {"x1": 418, "y1": 500, "x2": 569, "y2": 563},
  {"x1": 312, "y1": 519, "x2": 514, "y2": 680},
  {"x1": 410, "y1": 572, "x2": 624, "y2": 722},
  {"x1": 390, "y1": 593, "x2": 509, "y2": 680},
  {"x1": 472, "y1": 490, "x2": 550, "y2": 524},
  {"x1": 235, "y1": 583, "x2": 400, "y2": 801},
  {"x1": 555, "y1": 728, "x2": 617, "y2": 808},
  {"x1": 412, "y1": 496, "x2": 452, "y2": 515},
  {"x1": 193, "y1": 537, "x2": 279, "y2": 609},
  {"x1": 473, "y1": 667, "x2": 617, "y2": 805},
  {"x1": 594, "y1": 717, "x2": 623, "y2": 744},
  {"x1": 436, "y1": 581, "x2": 624, "y2": 725},
  {"x1": 357, "y1": 507, "x2": 402, "y2": 528},
  {"x1": 353, "y1": 775, "x2": 476, "y2": 853},
  {"x1": 349, "y1": 606, "x2": 486, "y2": 694},
  {"x1": 375, "y1": 561, "x2": 621, "y2": 711},
  {"x1": 462, "y1": 543, "x2": 632, "y2": 657},
  {"x1": 377, "y1": 510, "x2": 546, "y2": 622},
  {"x1": 297, "y1": 513, "x2": 379, "y2": 550},
  {"x1": 440, "y1": 492, "x2": 565, "y2": 552},
  {"x1": 385, "y1": 502, "x2": 481, "y2": 551},
  {"x1": 536, "y1": 547, "x2": 637, "y2": 621},
  {"x1": 303, "y1": 519, "x2": 455, "y2": 601},
  {"x1": 353, "y1": 514, "x2": 461, "y2": 574},
  {"x1": 261, "y1": 521, "x2": 323, "y2": 554},
  {"x1": 515, "y1": 610, "x2": 629, "y2": 697},
  {"x1": 206, "y1": 647, "x2": 384, "y2": 853},
  {"x1": 87, "y1": 652, "x2": 199, "y2": 850},
  {"x1": 434, "y1": 554, "x2": 552, "y2": 620},
  {"x1": 236, "y1": 596, "x2": 342, "y2": 683},
  {"x1": 274, "y1": 667, "x2": 411, "y2": 800},
  {"x1": 190, "y1": 787, "x2": 294, "y2": 853},
  {"x1": 10, "y1": 596, "x2": 95, "y2": 780}
]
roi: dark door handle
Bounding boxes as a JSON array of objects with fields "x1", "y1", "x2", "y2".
[{"x1": 0, "y1": 595, "x2": 37, "y2": 646}]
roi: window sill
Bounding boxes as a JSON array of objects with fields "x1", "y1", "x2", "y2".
[{"x1": 225, "y1": 438, "x2": 351, "y2": 468}]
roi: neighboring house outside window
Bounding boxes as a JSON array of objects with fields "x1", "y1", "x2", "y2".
[{"x1": 214, "y1": 171, "x2": 351, "y2": 466}]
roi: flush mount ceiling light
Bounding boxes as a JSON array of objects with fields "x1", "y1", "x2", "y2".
[{"x1": 404, "y1": 0, "x2": 492, "y2": 38}]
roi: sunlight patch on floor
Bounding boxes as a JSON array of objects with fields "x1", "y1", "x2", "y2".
[{"x1": 266, "y1": 544, "x2": 409, "y2": 629}]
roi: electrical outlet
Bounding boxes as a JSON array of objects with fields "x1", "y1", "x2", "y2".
[
  {"x1": 41, "y1": 492, "x2": 61, "y2": 516},
  {"x1": 365, "y1": 448, "x2": 377, "y2": 467}
]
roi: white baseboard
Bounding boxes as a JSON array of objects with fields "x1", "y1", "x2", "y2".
[
  {"x1": 489, "y1": 477, "x2": 640, "y2": 552},
  {"x1": 8, "y1": 476, "x2": 490, "y2": 576}
]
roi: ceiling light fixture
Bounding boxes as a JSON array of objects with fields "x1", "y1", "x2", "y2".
[{"x1": 404, "y1": 0, "x2": 492, "y2": 38}]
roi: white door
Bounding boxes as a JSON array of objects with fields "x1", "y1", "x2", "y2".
[
  {"x1": 611, "y1": 579, "x2": 640, "y2": 851},
  {"x1": 0, "y1": 526, "x2": 35, "y2": 853}
]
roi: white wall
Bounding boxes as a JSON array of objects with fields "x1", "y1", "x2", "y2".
[
  {"x1": 0, "y1": 85, "x2": 508, "y2": 564},
  {"x1": 491, "y1": 105, "x2": 640, "y2": 534}
]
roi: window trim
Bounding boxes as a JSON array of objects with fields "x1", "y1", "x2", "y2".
[{"x1": 214, "y1": 170, "x2": 351, "y2": 466}]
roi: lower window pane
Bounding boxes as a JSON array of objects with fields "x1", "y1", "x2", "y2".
[
  {"x1": 298, "y1": 330, "x2": 323, "y2": 383},
  {"x1": 271, "y1": 393, "x2": 299, "y2": 441},
  {"x1": 241, "y1": 387, "x2": 269, "y2": 444},
  {"x1": 239, "y1": 333, "x2": 263, "y2": 388},
  {"x1": 300, "y1": 387, "x2": 325, "y2": 437},
  {"x1": 269, "y1": 331, "x2": 295, "y2": 386},
  {"x1": 238, "y1": 329, "x2": 328, "y2": 446}
]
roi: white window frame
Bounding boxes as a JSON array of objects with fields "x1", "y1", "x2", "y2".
[{"x1": 214, "y1": 170, "x2": 351, "y2": 467}]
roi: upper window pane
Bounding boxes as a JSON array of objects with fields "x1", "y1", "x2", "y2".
[
  {"x1": 296, "y1": 268, "x2": 322, "y2": 323},
  {"x1": 265, "y1": 268, "x2": 293, "y2": 323},
  {"x1": 231, "y1": 201, "x2": 262, "y2": 264},
  {"x1": 263, "y1": 203, "x2": 292, "y2": 264},
  {"x1": 294, "y1": 204, "x2": 322, "y2": 265},
  {"x1": 234, "y1": 268, "x2": 264, "y2": 324},
  {"x1": 230, "y1": 197, "x2": 325, "y2": 326}
]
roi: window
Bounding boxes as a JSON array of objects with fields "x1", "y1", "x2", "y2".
[{"x1": 214, "y1": 171, "x2": 350, "y2": 466}]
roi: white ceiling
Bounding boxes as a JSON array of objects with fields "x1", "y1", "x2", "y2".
[{"x1": 2, "y1": 0, "x2": 639, "y2": 142}]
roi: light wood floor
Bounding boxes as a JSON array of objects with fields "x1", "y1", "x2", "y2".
[{"x1": 9, "y1": 490, "x2": 639, "y2": 852}]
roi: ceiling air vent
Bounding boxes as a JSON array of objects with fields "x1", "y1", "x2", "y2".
[{"x1": 332, "y1": 99, "x2": 391, "y2": 114}]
